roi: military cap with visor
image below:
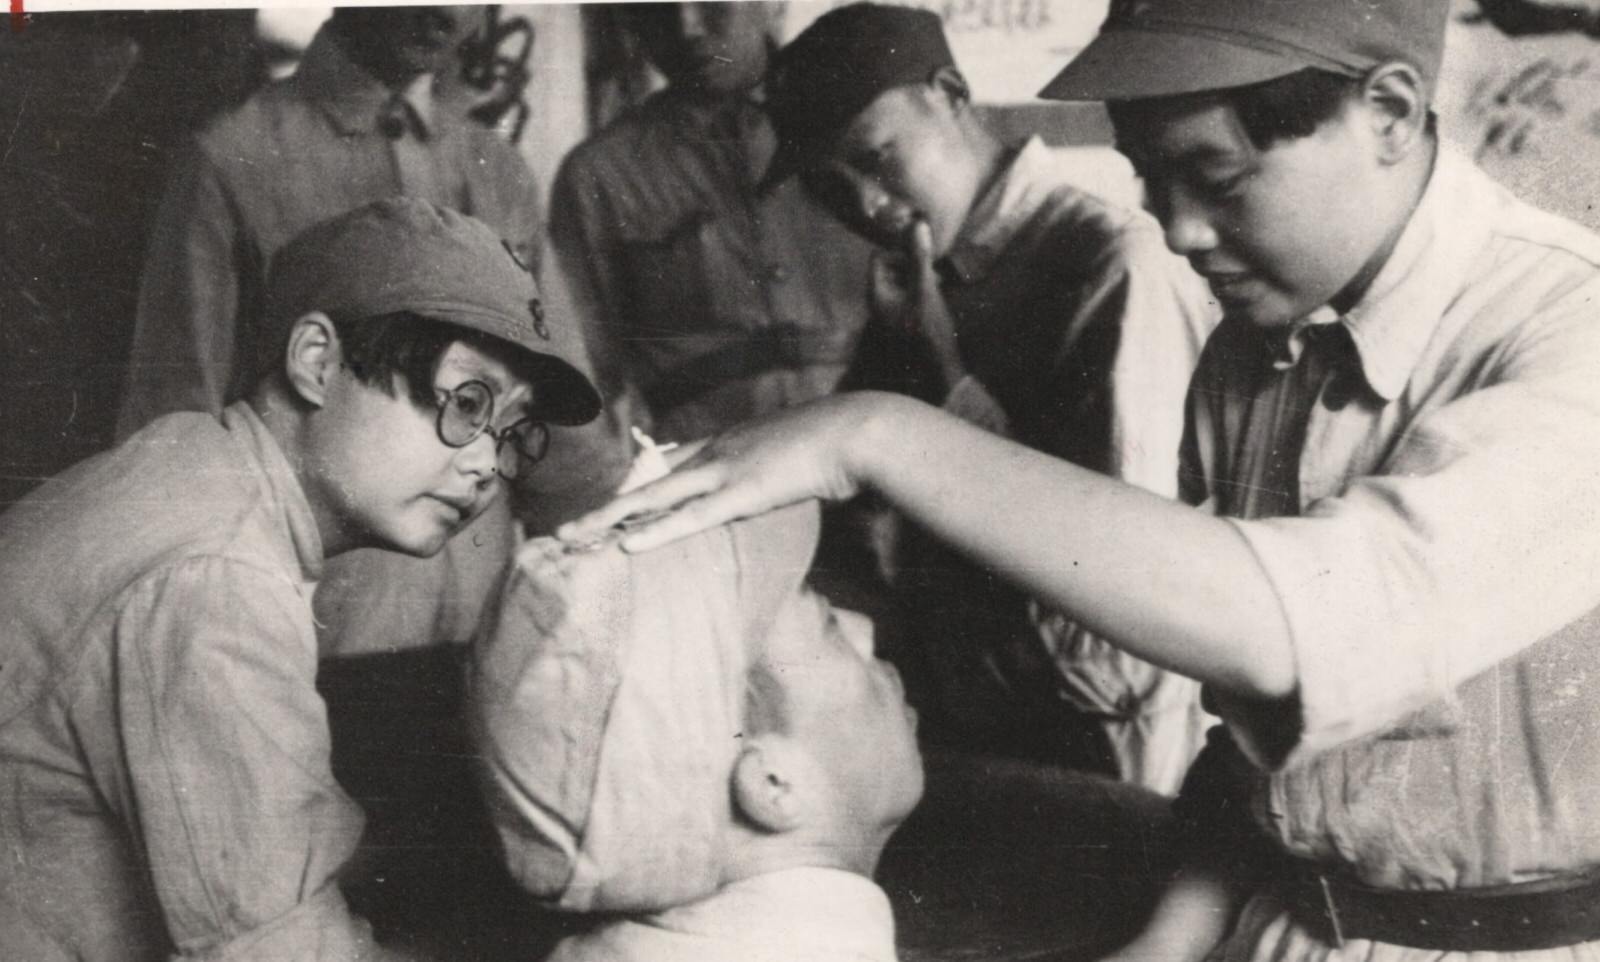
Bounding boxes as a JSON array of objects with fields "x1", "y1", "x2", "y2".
[
  {"x1": 762, "y1": 2, "x2": 955, "y2": 189},
  {"x1": 1039, "y1": 0, "x2": 1451, "y2": 103},
  {"x1": 262, "y1": 197, "x2": 603, "y2": 426}
]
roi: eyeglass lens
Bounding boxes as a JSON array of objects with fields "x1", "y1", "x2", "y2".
[{"x1": 437, "y1": 380, "x2": 550, "y2": 474}]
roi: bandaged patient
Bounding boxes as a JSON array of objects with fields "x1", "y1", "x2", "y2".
[{"x1": 471, "y1": 502, "x2": 923, "y2": 962}]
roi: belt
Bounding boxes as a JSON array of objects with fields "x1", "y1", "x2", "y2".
[
  {"x1": 642, "y1": 323, "x2": 849, "y2": 413},
  {"x1": 1278, "y1": 856, "x2": 1600, "y2": 951}
]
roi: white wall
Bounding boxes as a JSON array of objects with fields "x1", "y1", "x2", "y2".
[
  {"x1": 1437, "y1": 0, "x2": 1600, "y2": 230},
  {"x1": 504, "y1": 3, "x2": 589, "y2": 204}
]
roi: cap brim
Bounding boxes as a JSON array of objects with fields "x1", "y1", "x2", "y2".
[
  {"x1": 525, "y1": 354, "x2": 603, "y2": 426},
  {"x1": 1039, "y1": 29, "x2": 1311, "y2": 102}
]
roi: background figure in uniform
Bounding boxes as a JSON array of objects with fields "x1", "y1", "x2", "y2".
[
  {"x1": 563, "y1": 1, "x2": 1600, "y2": 960},
  {"x1": 765, "y1": 3, "x2": 1219, "y2": 793},
  {"x1": 546, "y1": 1, "x2": 875, "y2": 445},
  {"x1": 119, "y1": 5, "x2": 546, "y2": 656},
  {"x1": 122, "y1": 5, "x2": 538, "y2": 432},
  {"x1": 0, "y1": 199, "x2": 601, "y2": 962},
  {"x1": 472, "y1": 502, "x2": 920, "y2": 962}
]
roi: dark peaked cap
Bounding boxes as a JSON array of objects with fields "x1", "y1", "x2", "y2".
[
  {"x1": 1039, "y1": 0, "x2": 1450, "y2": 103},
  {"x1": 763, "y1": 3, "x2": 954, "y2": 189}
]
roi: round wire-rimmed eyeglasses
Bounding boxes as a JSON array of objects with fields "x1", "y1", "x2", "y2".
[{"x1": 434, "y1": 378, "x2": 549, "y2": 479}]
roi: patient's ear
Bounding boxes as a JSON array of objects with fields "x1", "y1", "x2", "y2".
[{"x1": 731, "y1": 737, "x2": 812, "y2": 833}]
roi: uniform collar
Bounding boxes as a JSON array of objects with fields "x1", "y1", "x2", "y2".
[
  {"x1": 941, "y1": 136, "x2": 1055, "y2": 285},
  {"x1": 290, "y1": 25, "x2": 436, "y2": 139},
  {"x1": 1284, "y1": 146, "x2": 1491, "y2": 402},
  {"x1": 222, "y1": 401, "x2": 325, "y2": 584},
  {"x1": 647, "y1": 867, "x2": 898, "y2": 961}
]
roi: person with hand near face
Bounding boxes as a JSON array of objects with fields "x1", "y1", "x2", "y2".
[
  {"x1": 545, "y1": 1, "x2": 876, "y2": 446},
  {"x1": 474, "y1": 503, "x2": 920, "y2": 962},
  {"x1": 0, "y1": 199, "x2": 602, "y2": 962},
  {"x1": 763, "y1": 3, "x2": 1220, "y2": 793},
  {"x1": 563, "y1": 2, "x2": 1600, "y2": 959}
]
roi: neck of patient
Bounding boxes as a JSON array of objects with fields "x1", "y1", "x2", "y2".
[{"x1": 722, "y1": 821, "x2": 891, "y2": 884}]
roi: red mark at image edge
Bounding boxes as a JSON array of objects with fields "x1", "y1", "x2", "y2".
[{"x1": 10, "y1": 0, "x2": 25, "y2": 34}]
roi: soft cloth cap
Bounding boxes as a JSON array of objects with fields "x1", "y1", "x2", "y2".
[
  {"x1": 261, "y1": 197, "x2": 601, "y2": 425},
  {"x1": 763, "y1": 2, "x2": 954, "y2": 189},
  {"x1": 471, "y1": 503, "x2": 824, "y2": 911}
]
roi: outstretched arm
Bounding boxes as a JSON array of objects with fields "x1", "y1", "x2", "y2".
[{"x1": 558, "y1": 391, "x2": 1295, "y2": 701}]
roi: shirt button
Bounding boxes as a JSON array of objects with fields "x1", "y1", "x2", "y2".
[{"x1": 763, "y1": 263, "x2": 790, "y2": 283}]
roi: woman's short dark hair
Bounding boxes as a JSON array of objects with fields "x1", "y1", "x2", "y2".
[{"x1": 329, "y1": 311, "x2": 526, "y2": 409}]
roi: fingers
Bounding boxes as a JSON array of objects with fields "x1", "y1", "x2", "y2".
[
  {"x1": 615, "y1": 476, "x2": 811, "y2": 553},
  {"x1": 869, "y1": 250, "x2": 916, "y2": 332},
  {"x1": 560, "y1": 465, "x2": 802, "y2": 555},
  {"x1": 909, "y1": 218, "x2": 935, "y2": 266},
  {"x1": 614, "y1": 493, "x2": 744, "y2": 552},
  {"x1": 664, "y1": 437, "x2": 710, "y2": 468},
  {"x1": 909, "y1": 219, "x2": 939, "y2": 297},
  {"x1": 871, "y1": 249, "x2": 911, "y2": 285},
  {"x1": 868, "y1": 251, "x2": 898, "y2": 296},
  {"x1": 555, "y1": 462, "x2": 724, "y2": 544}
]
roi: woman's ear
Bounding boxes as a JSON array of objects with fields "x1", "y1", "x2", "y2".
[
  {"x1": 1359, "y1": 61, "x2": 1429, "y2": 164},
  {"x1": 283, "y1": 311, "x2": 342, "y2": 408},
  {"x1": 731, "y1": 738, "x2": 810, "y2": 833}
]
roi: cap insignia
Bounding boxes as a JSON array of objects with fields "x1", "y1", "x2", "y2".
[{"x1": 529, "y1": 297, "x2": 550, "y2": 340}]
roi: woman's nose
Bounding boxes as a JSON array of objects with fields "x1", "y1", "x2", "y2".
[{"x1": 455, "y1": 430, "x2": 501, "y2": 484}]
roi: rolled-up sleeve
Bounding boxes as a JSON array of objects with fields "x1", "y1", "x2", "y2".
[
  {"x1": 1225, "y1": 280, "x2": 1600, "y2": 768},
  {"x1": 109, "y1": 556, "x2": 381, "y2": 961}
]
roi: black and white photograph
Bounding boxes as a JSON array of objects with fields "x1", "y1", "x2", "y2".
[{"x1": 4, "y1": 0, "x2": 1600, "y2": 959}]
